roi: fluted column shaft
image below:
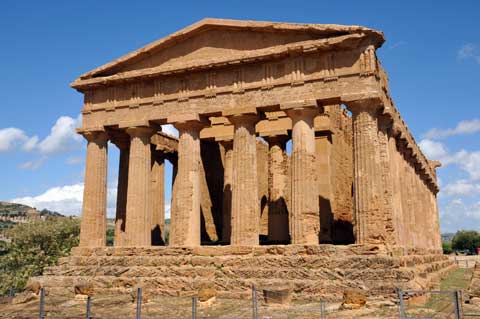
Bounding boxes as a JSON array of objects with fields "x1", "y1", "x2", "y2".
[
  {"x1": 266, "y1": 136, "x2": 290, "y2": 243},
  {"x1": 377, "y1": 117, "x2": 397, "y2": 245},
  {"x1": 151, "y1": 151, "x2": 165, "y2": 245},
  {"x1": 79, "y1": 131, "x2": 108, "y2": 247},
  {"x1": 348, "y1": 99, "x2": 385, "y2": 244},
  {"x1": 114, "y1": 140, "x2": 129, "y2": 246},
  {"x1": 220, "y1": 140, "x2": 234, "y2": 243},
  {"x1": 170, "y1": 122, "x2": 202, "y2": 247},
  {"x1": 125, "y1": 127, "x2": 155, "y2": 246},
  {"x1": 230, "y1": 115, "x2": 259, "y2": 246},
  {"x1": 287, "y1": 108, "x2": 319, "y2": 245}
]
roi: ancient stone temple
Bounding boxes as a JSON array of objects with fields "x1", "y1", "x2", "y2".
[{"x1": 36, "y1": 19, "x2": 454, "y2": 300}]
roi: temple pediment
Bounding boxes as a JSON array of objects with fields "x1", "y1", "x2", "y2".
[{"x1": 72, "y1": 18, "x2": 383, "y2": 88}]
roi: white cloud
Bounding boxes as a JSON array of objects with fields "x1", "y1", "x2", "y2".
[
  {"x1": 440, "y1": 199, "x2": 480, "y2": 232},
  {"x1": 0, "y1": 128, "x2": 38, "y2": 152},
  {"x1": 453, "y1": 150, "x2": 480, "y2": 180},
  {"x1": 419, "y1": 139, "x2": 480, "y2": 180},
  {"x1": 458, "y1": 43, "x2": 480, "y2": 64},
  {"x1": 19, "y1": 157, "x2": 47, "y2": 171},
  {"x1": 37, "y1": 115, "x2": 83, "y2": 154},
  {"x1": 423, "y1": 119, "x2": 480, "y2": 139},
  {"x1": 165, "y1": 203, "x2": 171, "y2": 219},
  {"x1": 418, "y1": 139, "x2": 451, "y2": 163},
  {"x1": 442, "y1": 179, "x2": 480, "y2": 197},
  {"x1": 11, "y1": 183, "x2": 116, "y2": 217},
  {"x1": 161, "y1": 124, "x2": 179, "y2": 137},
  {"x1": 11, "y1": 182, "x2": 171, "y2": 220},
  {"x1": 66, "y1": 156, "x2": 83, "y2": 165}
]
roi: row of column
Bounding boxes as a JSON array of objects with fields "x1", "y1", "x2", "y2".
[
  {"x1": 79, "y1": 97, "x2": 440, "y2": 249},
  {"x1": 349, "y1": 98, "x2": 440, "y2": 249}
]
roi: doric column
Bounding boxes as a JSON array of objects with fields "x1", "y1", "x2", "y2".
[
  {"x1": 220, "y1": 140, "x2": 233, "y2": 244},
  {"x1": 169, "y1": 120, "x2": 203, "y2": 247},
  {"x1": 347, "y1": 98, "x2": 385, "y2": 245},
  {"x1": 229, "y1": 114, "x2": 259, "y2": 246},
  {"x1": 390, "y1": 126, "x2": 406, "y2": 246},
  {"x1": 79, "y1": 131, "x2": 108, "y2": 247},
  {"x1": 266, "y1": 135, "x2": 289, "y2": 243},
  {"x1": 111, "y1": 135, "x2": 130, "y2": 246},
  {"x1": 285, "y1": 107, "x2": 319, "y2": 245},
  {"x1": 125, "y1": 126, "x2": 155, "y2": 246},
  {"x1": 377, "y1": 116, "x2": 397, "y2": 245},
  {"x1": 151, "y1": 150, "x2": 165, "y2": 245}
]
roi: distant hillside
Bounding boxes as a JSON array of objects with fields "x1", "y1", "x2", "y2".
[{"x1": 0, "y1": 202, "x2": 64, "y2": 218}]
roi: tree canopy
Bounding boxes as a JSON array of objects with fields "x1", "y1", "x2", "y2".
[
  {"x1": 0, "y1": 217, "x2": 79, "y2": 295},
  {"x1": 451, "y1": 230, "x2": 480, "y2": 254}
]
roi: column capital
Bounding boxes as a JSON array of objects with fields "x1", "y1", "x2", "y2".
[
  {"x1": 378, "y1": 114, "x2": 393, "y2": 131},
  {"x1": 81, "y1": 130, "x2": 109, "y2": 143},
  {"x1": 345, "y1": 97, "x2": 383, "y2": 114},
  {"x1": 126, "y1": 126, "x2": 156, "y2": 138},
  {"x1": 264, "y1": 134, "x2": 289, "y2": 146},
  {"x1": 168, "y1": 113, "x2": 208, "y2": 132},
  {"x1": 225, "y1": 113, "x2": 259, "y2": 126},
  {"x1": 172, "y1": 120, "x2": 207, "y2": 132},
  {"x1": 109, "y1": 131, "x2": 130, "y2": 149},
  {"x1": 284, "y1": 107, "x2": 319, "y2": 121}
]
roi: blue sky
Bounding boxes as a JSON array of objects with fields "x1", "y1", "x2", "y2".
[{"x1": 0, "y1": 0, "x2": 479, "y2": 233}]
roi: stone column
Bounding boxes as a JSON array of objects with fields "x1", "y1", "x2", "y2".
[
  {"x1": 286, "y1": 107, "x2": 319, "y2": 245},
  {"x1": 377, "y1": 116, "x2": 397, "y2": 245},
  {"x1": 347, "y1": 99, "x2": 385, "y2": 245},
  {"x1": 220, "y1": 140, "x2": 233, "y2": 244},
  {"x1": 79, "y1": 131, "x2": 108, "y2": 247},
  {"x1": 169, "y1": 121, "x2": 203, "y2": 247},
  {"x1": 266, "y1": 135, "x2": 289, "y2": 243},
  {"x1": 151, "y1": 150, "x2": 165, "y2": 245},
  {"x1": 111, "y1": 136, "x2": 130, "y2": 246},
  {"x1": 229, "y1": 114, "x2": 259, "y2": 246},
  {"x1": 125, "y1": 126, "x2": 155, "y2": 246}
]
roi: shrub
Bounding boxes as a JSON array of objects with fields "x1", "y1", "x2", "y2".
[{"x1": 0, "y1": 217, "x2": 80, "y2": 295}]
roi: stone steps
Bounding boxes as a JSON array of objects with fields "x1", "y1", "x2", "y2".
[{"x1": 34, "y1": 245, "x2": 454, "y2": 301}]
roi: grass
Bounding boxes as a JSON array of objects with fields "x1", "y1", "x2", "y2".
[{"x1": 440, "y1": 268, "x2": 473, "y2": 291}]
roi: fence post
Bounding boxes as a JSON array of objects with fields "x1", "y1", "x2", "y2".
[
  {"x1": 39, "y1": 287, "x2": 45, "y2": 319},
  {"x1": 192, "y1": 296, "x2": 197, "y2": 319},
  {"x1": 397, "y1": 289, "x2": 406, "y2": 319},
  {"x1": 320, "y1": 300, "x2": 326, "y2": 319},
  {"x1": 252, "y1": 285, "x2": 258, "y2": 319},
  {"x1": 136, "y1": 287, "x2": 142, "y2": 319},
  {"x1": 453, "y1": 290, "x2": 462, "y2": 319},
  {"x1": 85, "y1": 295, "x2": 92, "y2": 319}
]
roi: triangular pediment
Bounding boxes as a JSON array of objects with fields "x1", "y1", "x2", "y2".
[{"x1": 73, "y1": 18, "x2": 383, "y2": 88}]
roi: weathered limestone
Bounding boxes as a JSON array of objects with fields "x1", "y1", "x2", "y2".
[
  {"x1": 266, "y1": 135, "x2": 289, "y2": 243},
  {"x1": 229, "y1": 114, "x2": 259, "y2": 246},
  {"x1": 79, "y1": 131, "x2": 108, "y2": 248},
  {"x1": 58, "y1": 18, "x2": 449, "y2": 303},
  {"x1": 220, "y1": 140, "x2": 233, "y2": 243},
  {"x1": 285, "y1": 105, "x2": 319, "y2": 245},
  {"x1": 125, "y1": 127, "x2": 155, "y2": 246},
  {"x1": 150, "y1": 150, "x2": 165, "y2": 245},
  {"x1": 111, "y1": 136, "x2": 130, "y2": 246},
  {"x1": 348, "y1": 99, "x2": 389, "y2": 245},
  {"x1": 169, "y1": 120, "x2": 203, "y2": 247},
  {"x1": 377, "y1": 116, "x2": 396, "y2": 245}
]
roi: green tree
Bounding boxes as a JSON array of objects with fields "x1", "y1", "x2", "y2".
[
  {"x1": 0, "y1": 217, "x2": 80, "y2": 295},
  {"x1": 451, "y1": 230, "x2": 480, "y2": 254},
  {"x1": 442, "y1": 241, "x2": 453, "y2": 254}
]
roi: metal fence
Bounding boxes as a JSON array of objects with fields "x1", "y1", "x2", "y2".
[
  {"x1": 18, "y1": 286, "x2": 334, "y2": 319},
  {"x1": 2, "y1": 286, "x2": 479, "y2": 319},
  {"x1": 398, "y1": 289, "x2": 462, "y2": 319},
  {"x1": 453, "y1": 257, "x2": 477, "y2": 269}
]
